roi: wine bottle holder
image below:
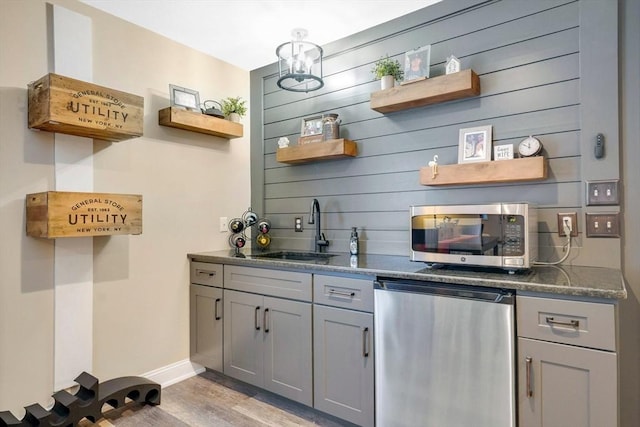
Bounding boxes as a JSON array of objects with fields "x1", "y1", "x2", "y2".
[{"x1": 0, "y1": 371, "x2": 161, "y2": 426}]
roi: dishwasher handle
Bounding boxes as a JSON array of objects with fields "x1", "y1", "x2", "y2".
[{"x1": 374, "y1": 278, "x2": 513, "y2": 304}]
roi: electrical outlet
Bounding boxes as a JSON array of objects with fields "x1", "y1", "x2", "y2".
[
  {"x1": 557, "y1": 212, "x2": 578, "y2": 237},
  {"x1": 586, "y1": 180, "x2": 620, "y2": 206},
  {"x1": 219, "y1": 216, "x2": 228, "y2": 233},
  {"x1": 294, "y1": 217, "x2": 303, "y2": 232},
  {"x1": 586, "y1": 213, "x2": 621, "y2": 237}
]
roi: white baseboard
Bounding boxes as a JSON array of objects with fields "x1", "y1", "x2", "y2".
[{"x1": 141, "y1": 359, "x2": 205, "y2": 388}]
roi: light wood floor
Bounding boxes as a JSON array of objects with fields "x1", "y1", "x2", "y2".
[{"x1": 82, "y1": 370, "x2": 355, "y2": 426}]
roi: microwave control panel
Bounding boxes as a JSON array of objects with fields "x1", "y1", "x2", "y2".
[{"x1": 502, "y1": 215, "x2": 525, "y2": 256}]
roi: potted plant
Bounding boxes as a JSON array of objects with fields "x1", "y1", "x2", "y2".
[
  {"x1": 220, "y1": 96, "x2": 247, "y2": 122},
  {"x1": 372, "y1": 55, "x2": 404, "y2": 90}
]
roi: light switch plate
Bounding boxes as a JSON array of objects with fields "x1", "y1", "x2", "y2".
[
  {"x1": 586, "y1": 180, "x2": 620, "y2": 206},
  {"x1": 220, "y1": 216, "x2": 228, "y2": 233},
  {"x1": 585, "y1": 213, "x2": 620, "y2": 237}
]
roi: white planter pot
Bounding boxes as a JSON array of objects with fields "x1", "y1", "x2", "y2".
[
  {"x1": 228, "y1": 112, "x2": 241, "y2": 123},
  {"x1": 381, "y1": 75, "x2": 395, "y2": 90}
]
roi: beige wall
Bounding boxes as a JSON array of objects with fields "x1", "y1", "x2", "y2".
[{"x1": 0, "y1": 0, "x2": 250, "y2": 415}]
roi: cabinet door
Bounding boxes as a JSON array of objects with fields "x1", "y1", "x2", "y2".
[
  {"x1": 190, "y1": 285, "x2": 223, "y2": 371},
  {"x1": 223, "y1": 289, "x2": 264, "y2": 386},
  {"x1": 313, "y1": 305, "x2": 374, "y2": 427},
  {"x1": 263, "y1": 297, "x2": 313, "y2": 406},
  {"x1": 518, "y1": 337, "x2": 617, "y2": 427}
]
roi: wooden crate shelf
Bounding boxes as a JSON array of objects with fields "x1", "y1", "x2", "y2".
[
  {"x1": 28, "y1": 73, "x2": 144, "y2": 142},
  {"x1": 26, "y1": 191, "x2": 142, "y2": 238},
  {"x1": 420, "y1": 156, "x2": 547, "y2": 186},
  {"x1": 370, "y1": 69, "x2": 480, "y2": 113},
  {"x1": 276, "y1": 139, "x2": 357, "y2": 164},
  {"x1": 158, "y1": 107, "x2": 243, "y2": 139}
]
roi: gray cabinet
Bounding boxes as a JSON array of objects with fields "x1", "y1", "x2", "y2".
[
  {"x1": 189, "y1": 262, "x2": 224, "y2": 371},
  {"x1": 517, "y1": 295, "x2": 618, "y2": 427},
  {"x1": 223, "y1": 266, "x2": 313, "y2": 406},
  {"x1": 313, "y1": 274, "x2": 374, "y2": 427},
  {"x1": 190, "y1": 284, "x2": 223, "y2": 371}
]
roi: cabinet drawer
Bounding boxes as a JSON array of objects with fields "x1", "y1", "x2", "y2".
[
  {"x1": 190, "y1": 262, "x2": 223, "y2": 287},
  {"x1": 225, "y1": 266, "x2": 312, "y2": 302},
  {"x1": 314, "y1": 275, "x2": 374, "y2": 312},
  {"x1": 517, "y1": 296, "x2": 616, "y2": 351}
]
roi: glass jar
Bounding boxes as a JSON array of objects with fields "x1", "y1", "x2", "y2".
[{"x1": 322, "y1": 114, "x2": 340, "y2": 141}]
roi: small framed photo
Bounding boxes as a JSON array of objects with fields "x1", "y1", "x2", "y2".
[
  {"x1": 458, "y1": 125, "x2": 493, "y2": 163},
  {"x1": 494, "y1": 144, "x2": 514, "y2": 161},
  {"x1": 403, "y1": 45, "x2": 431, "y2": 82},
  {"x1": 301, "y1": 115, "x2": 323, "y2": 137},
  {"x1": 169, "y1": 84, "x2": 200, "y2": 111}
]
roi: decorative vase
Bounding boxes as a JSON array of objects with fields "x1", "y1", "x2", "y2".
[
  {"x1": 228, "y1": 112, "x2": 241, "y2": 123},
  {"x1": 381, "y1": 75, "x2": 395, "y2": 90}
]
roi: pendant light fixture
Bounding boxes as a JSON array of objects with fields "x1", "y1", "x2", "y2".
[{"x1": 276, "y1": 28, "x2": 324, "y2": 93}]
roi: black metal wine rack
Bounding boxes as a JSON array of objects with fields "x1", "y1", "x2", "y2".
[{"x1": 0, "y1": 371, "x2": 160, "y2": 427}]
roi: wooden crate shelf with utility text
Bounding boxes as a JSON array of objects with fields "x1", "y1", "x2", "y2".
[
  {"x1": 158, "y1": 107, "x2": 243, "y2": 139},
  {"x1": 276, "y1": 139, "x2": 357, "y2": 164},
  {"x1": 28, "y1": 73, "x2": 144, "y2": 142},
  {"x1": 370, "y1": 69, "x2": 480, "y2": 113},
  {"x1": 420, "y1": 157, "x2": 547, "y2": 186},
  {"x1": 26, "y1": 191, "x2": 142, "y2": 238}
]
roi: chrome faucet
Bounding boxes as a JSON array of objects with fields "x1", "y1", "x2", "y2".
[{"x1": 308, "y1": 198, "x2": 330, "y2": 252}]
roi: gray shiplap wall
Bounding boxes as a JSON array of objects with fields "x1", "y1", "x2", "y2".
[{"x1": 250, "y1": 0, "x2": 621, "y2": 268}]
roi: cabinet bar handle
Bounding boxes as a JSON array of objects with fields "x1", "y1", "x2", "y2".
[
  {"x1": 214, "y1": 298, "x2": 221, "y2": 320},
  {"x1": 545, "y1": 316, "x2": 579, "y2": 328},
  {"x1": 362, "y1": 327, "x2": 370, "y2": 358},
  {"x1": 196, "y1": 269, "x2": 216, "y2": 277},
  {"x1": 329, "y1": 288, "x2": 356, "y2": 297},
  {"x1": 264, "y1": 308, "x2": 270, "y2": 333},
  {"x1": 526, "y1": 357, "x2": 533, "y2": 398},
  {"x1": 255, "y1": 306, "x2": 261, "y2": 330}
]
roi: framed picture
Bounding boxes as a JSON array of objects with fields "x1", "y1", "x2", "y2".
[
  {"x1": 169, "y1": 84, "x2": 200, "y2": 111},
  {"x1": 458, "y1": 125, "x2": 493, "y2": 163},
  {"x1": 494, "y1": 144, "x2": 514, "y2": 161},
  {"x1": 403, "y1": 45, "x2": 431, "y2": 82},
  {"x1": 300, "y1": 115, "x2": 323, "y2": 137}
]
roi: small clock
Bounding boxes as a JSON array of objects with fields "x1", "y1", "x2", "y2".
[{"x1": 518, "y1": 135, "x2": 543, "y2": 157}]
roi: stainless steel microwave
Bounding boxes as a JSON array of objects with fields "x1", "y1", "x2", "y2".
[{"x1": 410, "y1": 203, "x2": 538, "y2": 271}]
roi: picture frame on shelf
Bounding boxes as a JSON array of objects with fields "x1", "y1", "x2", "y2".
[
  {"x1": 494, "y1": 144, "x2": 514, "y2": 161},
  {"x1": 169, "y1": 84, "x2": 200, "y2": 112},
  {"x1": 301, "y1": 115, "x2": 323, "y2": 137},
  {"x1": 403, "y1": 45, "x2": 431, "y2": 83},
  {"x1": 458, "y1": 125, "x2": 492, "y2": 163}
]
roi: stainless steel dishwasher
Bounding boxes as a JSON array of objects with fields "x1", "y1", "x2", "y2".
[{"x1": 374, "y1": 278, "x2": 515, "y2": 427}]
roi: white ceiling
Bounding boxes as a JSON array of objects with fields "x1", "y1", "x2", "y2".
[{"x1": 79, "y1": 0, "x2": 441, "y2": 71}]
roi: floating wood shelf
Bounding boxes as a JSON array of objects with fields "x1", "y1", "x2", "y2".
[
  {"x1": 158, "y1": 107, "x2": 243, "y2": 139},
  {"x1": 420, "y1": 156, "x2": 547, "y2": 186},
  {"x1": 370, "y1": 69, "x2": 480, "y2": 113},
  {"x1": 276, "y1": 139, "x2": 357, "y2": 164}
]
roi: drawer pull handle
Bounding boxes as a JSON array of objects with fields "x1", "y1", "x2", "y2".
[
  {"x1": 526, "y1": 357, "x2": 533, "y2": 398},
  {"x1": 329, "y1": 288, "x2": 356, "y2": 298},
  {"x1": 362, "y1": 327, "x2": 370, "y2": 358},
  {"x1": 255, "y1": 306, "x2": 261, "y2": 330},
  {"x1": 546, "y1": 317, "x2": 579, "y2": 328},
  {"x1": 264, "y1": 308, "x2": 270, "y2": 333},
  {"x1": 214, "y1": 298, "x2": 221, "y2": 320},
  {"x1": 196, "y1": 269, "x2": 216, "y2": 277}
]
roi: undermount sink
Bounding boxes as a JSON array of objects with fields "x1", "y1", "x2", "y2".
[{"x1": 253, "y1": 251, "x2": 337, "y2": 261}]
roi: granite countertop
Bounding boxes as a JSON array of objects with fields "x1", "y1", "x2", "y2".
[{"x1": 188, "y1": 249, "x2": 627, "y2": 300}]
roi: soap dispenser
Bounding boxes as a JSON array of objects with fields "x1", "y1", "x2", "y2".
[{"x1": 349, "y1": 227, "x2": 359, "y2": 255}]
